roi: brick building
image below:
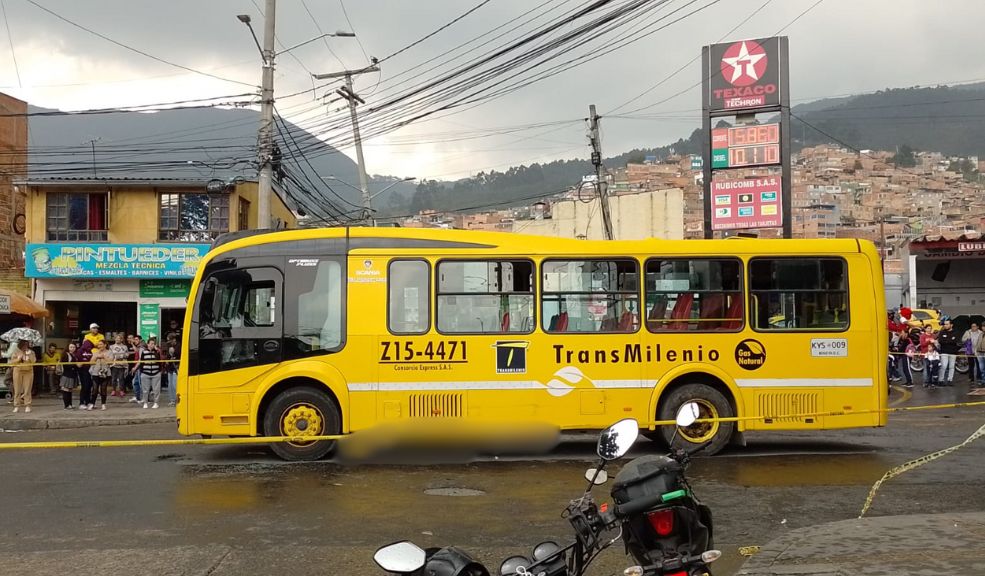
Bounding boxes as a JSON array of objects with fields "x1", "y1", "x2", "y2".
[{"x1": 0, "y1": 93, "x2": 28, "y2": 294}]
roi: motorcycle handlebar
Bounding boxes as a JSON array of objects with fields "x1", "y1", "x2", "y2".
[{"x1": 614, "y1": 492, "x2": 666, "y2": 517}]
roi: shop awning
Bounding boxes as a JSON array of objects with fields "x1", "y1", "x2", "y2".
[{"x1": 0, "y1": 289, "x2": 50, "y2": 318}]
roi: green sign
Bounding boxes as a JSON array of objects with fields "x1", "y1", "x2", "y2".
[
  {"x1": 711, "y1": 149, "x2": 729, "y2": 169},
  {"x1": 139, "y1": 303, "x2": 160, "y2": 340},
  {"x1": 690, "y1": 155, "x2": 703, "y2": 169},
  {"x1": 140, "y1": 279, "x2": 191, "y2": 298}
]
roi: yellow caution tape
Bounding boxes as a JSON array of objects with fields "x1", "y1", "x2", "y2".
[
  {"x1": 0, "y1": 399, "x2": 982, "y2": 452},
  {"x1": 858, "y1": 420, "x2": 985, "y2": 518}
]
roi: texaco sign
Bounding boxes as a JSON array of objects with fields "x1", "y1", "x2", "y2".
[{"x1": 707, "y1": 37, "x2": 782, "y2": 112}]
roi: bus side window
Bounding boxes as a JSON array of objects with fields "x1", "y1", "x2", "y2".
[
  {"x1": 388, "y1": 260, "x2": 430, "y2": 334},
  {"x1": 645, "y1": 258, "x2": 743, "y2": 332},
  {"x1": 436, "y1": 260, "x2": 534, "y2": 334},
  {"x1": 542, "y1": 259, "x2": 639, "y2": 334},
  {"x1": 749, "y1": 258, "x2": 849, "y2": 331}
]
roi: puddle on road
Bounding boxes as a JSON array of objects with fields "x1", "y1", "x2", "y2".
[
  {"x1": 687, "y1": 452, "x2": 895, "y2": 487},
  {"x1": 423, "y1": 488, "x2": 486, "y2": 497}
]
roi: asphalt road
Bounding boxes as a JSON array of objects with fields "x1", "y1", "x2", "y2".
[{"x1": 1, "y1": 385, "x2": 983, "y2": 576}]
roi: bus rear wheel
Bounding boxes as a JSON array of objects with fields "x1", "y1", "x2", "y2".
[
  {"x1": 657, "y1": 383, "x2": 734, "y2": 456},
  {"x1": 263, "y1": 387, "x2": 340, "y2": 461}
]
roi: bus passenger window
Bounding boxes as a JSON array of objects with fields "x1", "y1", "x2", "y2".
[
  {"x1": 388, "y1": 260, "x2": 430, "y2": 334},
  {"x1": 436, "y1": 260, "x2": 534, "y2": 334},
  {"x1": 542, "y1": 259, "x2": 639, "y2": 334},
  {"x1": 645, "y1": 258, "x2": 743, "y2": 332},
  {"x1": 286, "y1": 259, "x2": 343, "y2": 355},
  {"x1": 749, "y1": 258, "x2": 849, "y2": 331}
]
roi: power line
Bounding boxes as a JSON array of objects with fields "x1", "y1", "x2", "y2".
[
  {"x1": 300, "y1": 0, "x2": 346, "y2": 68},
  {"x1": 0, "y1": 94, "x2": 256, "y2": 117},
  {"x1": 337, "y1": 0, "x2": 370, "y2": 63},
  {"x1": 376, "y1": 0, "x2": 493, "y2": 64},
  {"x1": 606, "y1": 0, "x2": 773, "y2": 115},
  {"x1": 0, "y1": 0, "x2": 20, "y2": 89},
  {"x1": 22, "y1": 0, "x2": 256, "y2": 88}
]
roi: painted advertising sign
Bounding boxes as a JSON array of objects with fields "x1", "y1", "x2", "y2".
[
  {"x1": 139, "y1": 303, "x2": 160, "y2": 340},
  {"x1": 707, "y1": 37, "x2": 782, "y2": 112},
  {"x1": 26, "y1": 243, "x2": 210, "y2": 279},
  {"x1": 710, "y1": 176, "x2": 782, "y2": 231}
]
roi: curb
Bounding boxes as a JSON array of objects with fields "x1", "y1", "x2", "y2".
[{"x1": 0, "y1": 416, "x2": 175, "y2": 431}]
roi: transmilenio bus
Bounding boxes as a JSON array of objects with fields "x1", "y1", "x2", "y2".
[{"x1": 176, "y1": 227, "x2": 888, "y2": 460}]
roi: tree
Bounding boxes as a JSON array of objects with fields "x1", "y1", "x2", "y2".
[{"x1": 892, "y1": 144, "x2": 916, "y2": 167}]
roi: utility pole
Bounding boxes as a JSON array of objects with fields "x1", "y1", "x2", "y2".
[
  {"x1": 588, "y1": 104, "x2": 614, "y2": 240},
  {"x1": 255, "y1": 0, "x2": 277, "y2": 230},
  {"x1": 313, "y1": 65, "x2": 380, "y2": 224}
]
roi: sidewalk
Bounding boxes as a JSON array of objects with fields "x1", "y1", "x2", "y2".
[
  {"x1": 0, "y1": 393, "x2": 174, "y2": 430},
  {"x1": 738, "y1": 512, "x2": 985, "y2": 575}
]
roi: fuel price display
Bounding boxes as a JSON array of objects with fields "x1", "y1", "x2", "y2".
[{"x1": 711, "y1": 123, "x2": 781, "y2": 169}]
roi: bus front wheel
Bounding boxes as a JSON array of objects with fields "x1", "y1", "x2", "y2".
[
  {"x1": 657, "y1": 383, "x2": 735, "y2": 456},
  {"x1": 263, "y1": 387, "x2": 340, "y2": 461}
]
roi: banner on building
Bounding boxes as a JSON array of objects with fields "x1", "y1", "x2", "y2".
[
  {"x1": 25, "y1": 243, "x2": 211, "y2": 279},
  {"x1": 139, "y1": 303, "x2": 160, "y2": 340},
  {"x1": 710, "y1": 176, "x2": 783, "y2": 231}
]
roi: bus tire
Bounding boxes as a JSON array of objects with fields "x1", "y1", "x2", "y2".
[
  {"x1": 263, "y1": 387, "x2": 340, "y2": 461},
  {"x1": 657, "y1": 383, "x2": 734, "y2": 456}
]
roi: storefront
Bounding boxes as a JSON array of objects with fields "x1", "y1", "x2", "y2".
[
  {"x1": 25, "y1": 243, "x2": 209, "y2": 347},
  {"x1": 908, "y1": 233, "x2": 985, "y2": 316}
]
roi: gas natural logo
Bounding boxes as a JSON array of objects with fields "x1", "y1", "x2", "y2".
[{"x1": 734, "y1": 339, "x2": 766, "y2": 370}]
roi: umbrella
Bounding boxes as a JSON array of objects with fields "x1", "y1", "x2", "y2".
[
  {"x1": 0, "y1": 289, "x2": 50, "y2": 319},
  {"x1": 0, "y1": 327, "x2": 43, "y2": 347}
]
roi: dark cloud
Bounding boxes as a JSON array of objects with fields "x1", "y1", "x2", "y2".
[{"x1": 2, "y1": 0, "x2": 982, "y2": 178}]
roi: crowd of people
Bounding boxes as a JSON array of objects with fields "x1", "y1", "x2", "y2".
[
  {"x1": 888, "y1": 310, "x2": 985, "y2": 390},
  {"x1": 6, "y1": 320, "x2": 182, "y2": 413}
]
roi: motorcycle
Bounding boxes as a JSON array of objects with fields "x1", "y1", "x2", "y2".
[{"x1": 372, "y1": 403, "x2": 720, "y2": 576}]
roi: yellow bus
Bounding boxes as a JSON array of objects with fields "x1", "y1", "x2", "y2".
[{"x1": 177, "y1": 227, "x2": 887, "y2": 460}]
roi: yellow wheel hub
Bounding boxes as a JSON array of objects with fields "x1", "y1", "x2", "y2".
[
  {"x1": 280, "y1": 403, "x2": 324, "y2": 446},
  {"x1": 679, "y1": 399, "x2": 719, "y2": 444}
]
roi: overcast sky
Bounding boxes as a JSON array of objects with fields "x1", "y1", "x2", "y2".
[{"x1": 2, "y1": 0, "x2": 983, "y2": 180}]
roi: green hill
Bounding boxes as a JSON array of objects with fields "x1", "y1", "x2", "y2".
[{"x1": 406, "y1": 83, "x2": 985, "y2": 214}]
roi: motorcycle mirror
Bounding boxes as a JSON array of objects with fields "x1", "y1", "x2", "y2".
[
  {"x1": 597, "y1": 418, "x2": 639, "y2": 461},
  {"x1": 676, "y1": 402, "x2": 700, "y2": 427},
  {"x1": 585, "y1": 468, "x2": 608, "y2": 485},
  {"x1": 373, "y1": 541, "x2": 427, "y2": 574}
]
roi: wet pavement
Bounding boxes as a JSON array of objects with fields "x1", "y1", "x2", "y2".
[{"x1": 0, "y1": 384, "x2": 983, "y2": 576}]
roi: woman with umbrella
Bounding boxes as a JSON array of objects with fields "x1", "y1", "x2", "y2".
[{"x1": 9, "y1": 338, "x2": 37, "y2": 412}]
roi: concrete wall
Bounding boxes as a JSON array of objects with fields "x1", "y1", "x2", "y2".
[
  {"x1": 514, "y1": 188, "x2": 684, "y2": 240},
  {"x1": 914, "y1": 258, "x2": 985, "y2": 314}
]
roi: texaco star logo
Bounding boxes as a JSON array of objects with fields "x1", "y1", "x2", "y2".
[{"x1": 720, "y1": 40, "x2": 768, "y2": 87}]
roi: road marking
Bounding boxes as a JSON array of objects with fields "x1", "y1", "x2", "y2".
[{"x1": 889, "y1": 384, "x2": 912, "y2": 407}]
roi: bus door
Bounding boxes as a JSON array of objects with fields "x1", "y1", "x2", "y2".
[{"x1": 192, "y1": 265, "x2": 284, "y2": 392}]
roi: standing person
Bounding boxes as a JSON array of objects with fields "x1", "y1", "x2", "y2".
[
  {"x1": 937, "y1": 318, "x2": 959, "y2": 386},
  {"x1": 135, "y1": 337, "x2": 162, "y2": 409},
  {"x1": 9, "y1": 339, "x2": 37, "y2": 413},
  {"x1": 109, "y1": 334, "x2": 129, "y2": 398},
  {"x1": 925, "y1": 343, "x2": 941, "y2": 387},
  {"x1": 892, "y1": 327, "x2": 914, "y2": 388},
  {"x1": 89, "y1": 339, "x2": 113, "y2": 410},
  {"x1": 128, "y1": 335, "x2": 144, "y2": 403},
  {"x1": 42, "y1": 343, "x2": 61, "y2": 394},
  {"x1": 59, "y1": 342, "x2": 80, "y2": 409},
  {"x1": 918, "y1": 325, "x2": 937, "y2": 385},
  {"x1": 164, "y1": 340, "x2": 179, "y2": 407},
  {"x1": 2, "y1": 337, "x2": 16, "y2": 402},
  {"x1": 976, "y1": 330, "x2": 985, "y2": 390},
  {"x1": 77, "y1": 340, "x2": 94, "y2": 410},
  {"x1": 962, "y1": 322, "x2": 983, "y2": 384},
  {"x1": 83, "y1": 323, "x2": 104, "y2": 349},
  {"x1": 165, "y1": 319, "x2": 182, "y2": 347}
]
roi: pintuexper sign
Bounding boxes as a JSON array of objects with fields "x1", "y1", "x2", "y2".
[{"x1": 707, "y1": 37, "x2": 782, "y2": 112}]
